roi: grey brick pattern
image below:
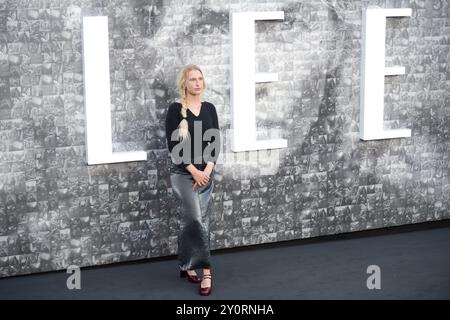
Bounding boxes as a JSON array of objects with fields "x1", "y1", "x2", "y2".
[{"x1": 0, "y1": 0, "x2": 449, "y2": 277}]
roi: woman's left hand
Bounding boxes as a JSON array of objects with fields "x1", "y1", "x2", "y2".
[{"x1": 193, "y1": 166, "x2": 213, "y2": 190}]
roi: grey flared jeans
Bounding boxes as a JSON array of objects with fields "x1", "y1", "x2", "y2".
[{"x1": 170, "y1": 166, "x2": 215, "y2": 270}]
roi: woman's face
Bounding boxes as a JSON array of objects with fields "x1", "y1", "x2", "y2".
[{"x1": 185, "y1": 70, "x2": 204, "y2": 96}]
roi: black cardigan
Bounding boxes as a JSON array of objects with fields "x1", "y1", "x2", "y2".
[{"x1": 165, "y1": 101, "x2": 220, "y2": 172}]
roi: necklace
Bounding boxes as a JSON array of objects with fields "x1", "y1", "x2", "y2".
[{"x1": 187, "y1": 101, "x2": 202, "y2": 108}]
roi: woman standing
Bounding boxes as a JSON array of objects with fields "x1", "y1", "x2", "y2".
[{"x1": 165, "y1": 64, "x2": 220, "y2": 296}]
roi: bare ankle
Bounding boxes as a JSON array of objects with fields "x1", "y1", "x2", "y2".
[{"x1": 203, "y1": 269, "x2": 211, "y2": 276}]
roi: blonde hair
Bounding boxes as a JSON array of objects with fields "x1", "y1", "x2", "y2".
[{"x1": 176, "y1": 64, "x2": 206, "y2": 141}]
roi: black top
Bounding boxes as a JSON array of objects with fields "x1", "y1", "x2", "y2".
[{"x1": 165, "y1": 101, "x2": 220, "y2": 173}]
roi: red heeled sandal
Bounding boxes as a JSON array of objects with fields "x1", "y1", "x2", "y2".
[
  {"x1": 199, "y1": 274, "x2": 212, "y2": 296},
  {"x1": 180, "y1": 270, "x2": 202, "y2": 283}
]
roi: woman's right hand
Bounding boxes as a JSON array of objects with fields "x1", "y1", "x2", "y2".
[{"x1": 191, "y1": 168, "x2": 209, "y2": 188}]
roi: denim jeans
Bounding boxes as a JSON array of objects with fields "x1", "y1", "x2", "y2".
[{"x1": 170, "y1": 165, "x2": 215, "y2": 270}]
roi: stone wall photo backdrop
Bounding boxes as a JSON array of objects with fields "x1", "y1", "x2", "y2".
[{"x1": 0, "y1": 0, "x2": 449, "y2": 277}]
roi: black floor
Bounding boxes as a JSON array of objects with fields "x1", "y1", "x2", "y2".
[{"x1": 1, "y1": 221, "x2": 449, "y2": 300}]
